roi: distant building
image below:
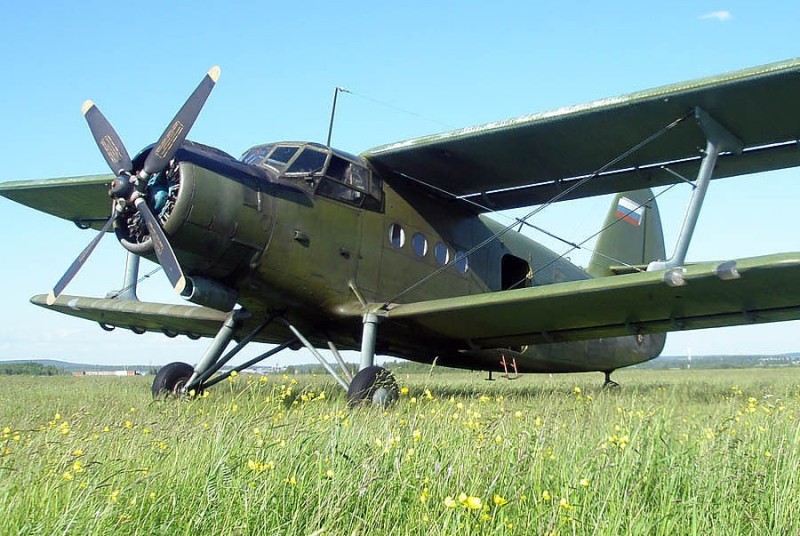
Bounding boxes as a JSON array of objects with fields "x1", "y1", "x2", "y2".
[{"x1": 72, "y1": 370, "x2": 140, "y2": 377}]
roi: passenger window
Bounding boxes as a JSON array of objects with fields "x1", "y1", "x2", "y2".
[
  {"x1": 454, "y1": 250, "x2": 469, "y2": 273},
  {"x1": 388, "y1": 224, "x2": 405, "y2": 248},
  {"x1": 434, "y1": 243, "x2": 450, "y2": 265},
  {"x1": 412, "y1": 233, "x2": 428, "y2": 256}
]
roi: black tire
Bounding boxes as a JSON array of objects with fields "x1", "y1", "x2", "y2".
[
  {"x1": 152, "y1": 361, "x2": 194, "y2": 397},
  {"x1": 347, "y1": 366, "x2": 399, "y2": 408}
]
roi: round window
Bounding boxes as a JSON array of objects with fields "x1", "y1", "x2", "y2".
[
  {"x1": 388, "y1": 224, "x2": 405, "y2": 248},
  {"x1": 412, "y1": 233, "x2": 428, "y2": 256},
  {"x1": 454, "y1": 250, "x2": 469, "y2": 273},
  {"x1": 434, "y1": 242, "x2": 450, "y2": 265}
]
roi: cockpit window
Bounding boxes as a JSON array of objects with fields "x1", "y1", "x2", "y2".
[
  {"x1": 241, "y1": 146, "x2": 271, "y2": 166},
  {"x1": 242, "y1": 142, "x2": 383, "y2": 211},
  {"x1": 315, "y1": 155, "x2": 383, "y2": 209},
  {"x1": 285, "y1": 148, "x2": 328, "y2": 174},
  {"x1": 267, "y1": 146, "x2": 298, "y2": 166}
]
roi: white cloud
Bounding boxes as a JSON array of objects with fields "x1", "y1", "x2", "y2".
[{"x1": 700, "y1": 10, "x2": 732, "y2": 22}]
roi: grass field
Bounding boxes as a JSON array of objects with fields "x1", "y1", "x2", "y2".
[{"x1": 1, "y1": 367, "x2": 799, "y2": 535}]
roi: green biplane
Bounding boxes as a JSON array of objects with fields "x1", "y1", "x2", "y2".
[{"x1": 3, "y1": 59, "x2": 800, "y2": 405}]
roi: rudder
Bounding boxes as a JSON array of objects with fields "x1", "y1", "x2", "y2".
[{"x1": 587, "y1": 189, "x2": 665, "y2": 278}]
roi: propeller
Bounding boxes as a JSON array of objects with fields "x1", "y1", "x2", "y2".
[
  {"x1": 47, "y1": 207, "x2": 117, "y2": 305},
  {"x1": 46, "y1": 66, "x2": 220, "y2": 305}
]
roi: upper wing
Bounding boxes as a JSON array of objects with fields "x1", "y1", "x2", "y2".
[
  {"x1": 363, "y1": 59, "x2": 800, "y2": 210},
  {"x1": 380, "y1": 253, "x2": 800, "y2": 347},
  {"x1": 0, "y1": 175, "x2": 114, "y2": 230}
]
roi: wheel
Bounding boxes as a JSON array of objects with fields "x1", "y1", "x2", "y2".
[
  {"x1": 347, "y1": 366, "x2": 399, "y2": 408},
  {"x1": 152, "y1": 361, "x2": 194, "y2": 397}
]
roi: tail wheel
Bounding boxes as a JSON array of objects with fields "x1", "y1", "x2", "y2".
[
  {"x1": 347, "y1": 366, "x2": 399, "y2": 408},
  {"x1": 152, "y1": 361, "x2": 194, "y2": 397}
]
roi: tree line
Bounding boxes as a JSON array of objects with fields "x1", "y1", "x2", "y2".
[{"x1": 0, "y1": 363, "x2": 63, "y2": 376}]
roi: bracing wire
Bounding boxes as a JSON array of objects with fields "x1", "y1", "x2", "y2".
[
  {"x1": 344, "y1": 89, "x2": 457, "y2": 130},
  {"x1": 105, "y1": 265, "x2": 162, "y2": 300},
  {"x1": 506, "y1": 184, "x2": 680, "y2": 291},
  {"x1": 380, "y1": 111, "x2": 693, "y2": 308}
]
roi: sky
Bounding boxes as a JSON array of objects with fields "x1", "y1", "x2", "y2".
[{"x1": 1, "y1": 1, "x2": 799, "y2": 368}]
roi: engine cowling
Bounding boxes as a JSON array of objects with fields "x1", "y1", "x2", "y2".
[{"x1": 115, "y1": 145, "x2": 275, "y2": 293}]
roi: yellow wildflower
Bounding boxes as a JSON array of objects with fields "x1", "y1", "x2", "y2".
[
  {"x1": 465, "y1": 496, "x2": 482, "y2": 510},
  {"x1": 420, "y1": 487, "x2": 430, "y2": 503},
  {"x1": 444, "y1": 496, "x2": 457, "y2": 508},
  {"x1": 493, "y1": 494, "x2": 508, "y2": 506}
]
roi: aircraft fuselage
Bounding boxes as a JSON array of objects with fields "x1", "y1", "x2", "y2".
[{"x1": 124, "y1": 141, "x2": 664, "y2": 373}]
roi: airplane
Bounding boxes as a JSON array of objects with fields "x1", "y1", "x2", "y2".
[{"x1": 3, "y1": 59, "x2": 800, "y2": 406}]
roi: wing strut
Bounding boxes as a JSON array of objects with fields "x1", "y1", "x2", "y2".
[{"x1": 648, "y1": 107, "x2": 744, "y2": 272}]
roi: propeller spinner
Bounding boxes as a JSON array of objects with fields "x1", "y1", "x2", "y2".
[{"x1": 46, "y1": 66, "x2": 221, "y2": 305}]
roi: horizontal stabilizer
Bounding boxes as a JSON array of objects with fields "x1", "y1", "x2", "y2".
[
  {"x1": 381, "y1": 253, "x2": 800, "y2": 347},
  {"x1": 31, "y1": 294, "x2": 228, "y2": 338}
]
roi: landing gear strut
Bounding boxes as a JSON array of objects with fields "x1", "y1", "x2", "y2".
[
  {"x1": 345, "y1": 312, "x2": 399, "y2": 407},
  {"x1": 150, "y1": 307, "x2": 400, "y2": 408},
  {"x1": 603, "y1": 370, "x2": 620, "y2": 388}
]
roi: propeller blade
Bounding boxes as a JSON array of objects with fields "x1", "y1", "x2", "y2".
[
  {"x1": 47, "y1": 209, "x2": 117, "y2": 305},
  {"x1": 133, "y1": 198, "x2": 186, "y2": 294},
  {"x1": 81, "y1": 100, "x2": 133, "y2": 175},
  {"x1": 142, "y1": 66, "x2": 221, "y2": 177}
]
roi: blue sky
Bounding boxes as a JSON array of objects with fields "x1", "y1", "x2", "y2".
[{"x1": 1, "y1": 1, "x2": 799, "y2": 367}]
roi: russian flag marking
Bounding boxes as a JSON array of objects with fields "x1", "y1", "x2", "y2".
[{"x1": 615, "y1": 197, "x2": 644, "y2": 226}]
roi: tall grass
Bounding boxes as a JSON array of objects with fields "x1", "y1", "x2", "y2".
[{"x1": 1, "y1": 368, "x2": 798, "y2": 535}]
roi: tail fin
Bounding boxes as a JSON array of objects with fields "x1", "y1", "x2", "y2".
[{"x1": 587, "y1": 189, "x2": 665, "y2": 278}]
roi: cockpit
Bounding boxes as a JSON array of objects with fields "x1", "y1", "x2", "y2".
[{"x1": 241, "y1": 142, "x2": 382, "y2": 211}]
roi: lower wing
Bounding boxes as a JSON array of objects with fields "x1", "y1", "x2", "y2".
[
  {"x1": 32, "y1": 294, "x2": 228, "y2": 338},
  {"x1": 381, "y1": 253, "x2": 800, "y2": 347}
]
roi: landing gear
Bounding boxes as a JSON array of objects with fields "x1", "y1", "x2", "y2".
[
  {"x1": 152, "y1": 361, "x2": 194, "y2": 396},
  {"x1": 347, "y1": 366, "x2": 399, "y2": 408},
  {"x1": 150, "y1": 308, "x2": 401, "y2": 408},
  {"x1": 603, "y1": 370, "x2": 620, "y2": 389}
]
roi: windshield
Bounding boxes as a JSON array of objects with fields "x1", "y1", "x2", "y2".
[{"x1": 240, "y1": 142, "x2": 383, "y2": 210}]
